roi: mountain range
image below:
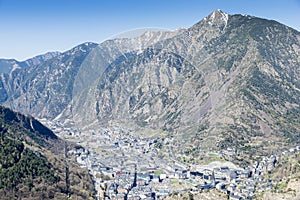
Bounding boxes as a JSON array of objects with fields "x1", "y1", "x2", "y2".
[
  {"x1": 0, "y1": 52, "x2": 60, "y2": 74},
  {"x1": 0, "y1": 10, "x2": 299, "y2": 164}
]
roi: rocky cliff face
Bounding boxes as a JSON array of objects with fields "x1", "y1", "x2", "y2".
[
  {"x1": 1, "y1": 10, "x2": 299, "y2": 158},
  {"x1": 0, "y1": 52, "x2": 60, "y2": 104},
  {"x1": 1, "y1": 43, "x2": 97, "y2": 119},
  {"x1": 0, "y1": 51, "x2": 60, "y2": 74}
]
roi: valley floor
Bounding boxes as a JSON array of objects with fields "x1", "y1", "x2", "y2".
[{"x1": 42, "y1": 119, "x2": 300, "y2": 200}]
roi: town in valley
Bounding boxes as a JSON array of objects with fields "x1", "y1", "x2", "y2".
[{"x1": 43, "y1": 120, "x2": 300, "y2": 200}]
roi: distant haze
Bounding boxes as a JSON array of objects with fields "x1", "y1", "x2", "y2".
[{"x1": 109, "y1": 28, "x2": 171, "y2": 40}]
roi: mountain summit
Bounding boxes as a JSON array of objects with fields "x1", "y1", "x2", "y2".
[{"x1": 205, "y1": 9, "x2": 229, "y2": 25}]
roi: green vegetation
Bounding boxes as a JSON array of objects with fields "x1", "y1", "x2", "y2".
[
  {"x1": 0, "y1": 106, "x2": 96, "y2": 199},
  {"x1": 154, "y1": 169, "x2": 165, "y2": 176},
  {"x1": 0, "y1": 136, "x2": 59, "y2": 190},
  {"x1": 245, "y1": 67, "x2": 300, "y2": 142},
  {"x1": 0, "y1": 106, "x2": 57, "y2": 148},
  {"x1": 276, "y1": 182, "x2": 287, "y2": 190}
]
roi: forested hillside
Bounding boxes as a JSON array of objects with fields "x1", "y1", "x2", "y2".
[{"x1": 0, "y1": 106, "x2": 95, "y2": 199}]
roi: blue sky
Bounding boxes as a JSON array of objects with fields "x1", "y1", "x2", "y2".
[{"x1": 0, "y1": 0, "x2": 300, "y2": 61}]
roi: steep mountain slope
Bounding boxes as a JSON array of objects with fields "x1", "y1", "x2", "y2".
[
  {"x1": 66, "y1": 29, "x2": 183, "y2": 124},
  {"x1": 0, "y1": 52, "x2": 60, "y2": 74},
  {"x1": 0, "y1": 52, "x2": 60, "y2": 104},
  {"x1": 1, "y1": 32, "x2": 181, "y2": 122},
  {"x1": 0, "y1": 59, "x2": 22, "y2": 74},
  {"x1": 75, "y1": 10, "x2": 300, "y2": 160},
  {"x1": 2, "y1": 43, "x2": 97, "y2": 119},
  {"x1": 0, "y1": 74, "x2": 8, "y2": 103},
  {"x1": 0, "y1": 106, "x2": 95, "y2": 199}
]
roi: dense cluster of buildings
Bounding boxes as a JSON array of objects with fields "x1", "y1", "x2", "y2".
[
  {"x1": 46, "y1": 120, "x2": 300, "y2": 200},
  {"x1": 69, "y1": 129, "x2": 300, "y2": 199}
]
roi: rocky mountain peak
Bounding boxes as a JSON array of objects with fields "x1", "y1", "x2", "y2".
[
  {"x1": 202, "y1": 9, "x2": 229, "y2": 29},
  {"x1": 187, "y1": 9, "x2": 229, "y2": 43},
  {"x1": 207, "y1": 9, "x2": 228, "y2": 22}
]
